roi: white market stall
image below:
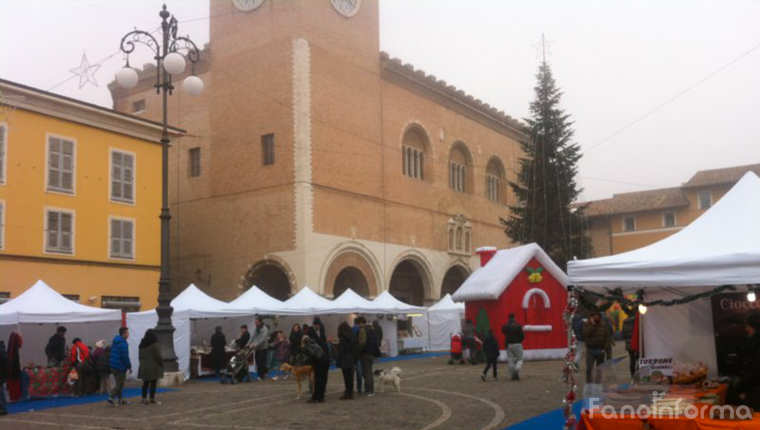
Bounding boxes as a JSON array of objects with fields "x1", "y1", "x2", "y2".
[
  {"x1": 0, "y1": 280, "x2": 122, "y2": 366},
  {"x1": 568, "y1": 171, "x2": 760, "y2": 376},
  {"x1": 416, "y1": 294, "x2": 465, "y2": 352},
  {"x1": 371, "y1": 291, "x2": 428, "y2": 357},
  {"x1": 126, "y1": 284, "x2": 252, "y2": 380}
]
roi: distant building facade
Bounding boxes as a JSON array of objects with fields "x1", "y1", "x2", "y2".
[
  {"x1": 109, "y1": 0, "x2": 527, "y2": 304},
  {"x1": 584, "y1": 164, "x2": 760, "y2": 257},
  {"x1": 0, "y1": 79, "x2": 181, "y2": 310}
]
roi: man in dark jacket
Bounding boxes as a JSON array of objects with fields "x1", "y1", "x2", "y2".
[
  {"x1": 45, "y1": 326, "x2": 67, "y2": 367},
  {"x1": 107, "y1": 327, "x2": 132, "y2": 407},
  {"x1": 621, "y1": 316, "x2": 637, "y2": 377},
  {"x1": 734, "y1": 311, "x2": 760, "y2": 411},
  {"x1": 583, "y1": 311, "x2": 612, "y2": 384},
  {"x1": 356, "y1": 317, "x2": 378, "y2": 396},
  {"x1": 462, "y1": 319, "x2": 478, "y2": 364},
  {"x1": 0, "y1": 340, "x2": 8, "y2": 415},
  {"x1": 501, "y1": 314, "x2": 525, "y2": 381},
  {"x1": 249, "y1": 317, "x2": 270, "y2": 380},
  {"x1": 303, "y1": 335, "x2": 330, "y2": 403}
]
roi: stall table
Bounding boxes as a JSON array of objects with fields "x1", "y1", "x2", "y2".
[
  {"x1": 196, "y1": 349, "x2": 253, "y2": 377},
  {"x1": 27, "y1": 365, "x2": 73, "y2": 398},
  {"x1": 578, "y1": 384, "x2": 760, "y2": 430}
]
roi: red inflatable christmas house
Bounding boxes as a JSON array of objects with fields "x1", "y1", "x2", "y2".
[{"x1": 452, "y1": 243, "x2": 568, "y2": 360}]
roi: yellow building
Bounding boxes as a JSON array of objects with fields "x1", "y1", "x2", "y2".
[
  {"x1": 0, "y1": 79, "x2": 182, "y2": 310},
  {"x1": 584, "y1": 163, "x2": 760, "y2": 257}
]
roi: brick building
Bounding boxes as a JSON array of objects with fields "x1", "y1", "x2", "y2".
[
  {"x1": 109, "y1": 0, "x2": 527, "y2": 304},
  {"x1": 584, "y1": 163, "x2": 760, "y2": 257}
]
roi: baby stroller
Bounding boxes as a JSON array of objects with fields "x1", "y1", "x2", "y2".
[
  {"x1": 220, "y1": 345, "x2": 254, "y2": 384},
  {"x1": 448, "y1": 333, "x2": 465, "y2": 365}
]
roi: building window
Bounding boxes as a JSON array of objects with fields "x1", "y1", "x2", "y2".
[
  {"x1": 447, "y1": 213, "x2": 472, "y2": 255},
  {"x1": 0, "y1": 292, "x2": 10, "y2": 305},
  {"x1": 102, "y1": 296, "x2": 141, "y2": 312},
  {"x1": 402, "y1": 146, "x2": 425, "y2": 180},
  {"x1": 45, "y1": 209, "x2": 74, "y2": 254},
  {"x1": 0, "y1": 200, "x2": 4, "y2": 250},
  {"x1": 0, "y1": 123, "x2": 6, "y2": 184},
  {"x1": 401, "y1": 127, "x2": 428, "y2": 181},
  {"x1": 698, "y1": 190, "x2": 712, "y2": 209},
  {"x1": 63, "y1": 294, "x2": 81, "y2": 303},
  {"x1": 262, "y1": 133, "x2": 275, "y2": 166},
  {"x1": 189, "y1": 147, "x2": 201, "y2": 177},
  {"x1": 47, "y1": 136, "x2": 76, "y2": 194},
  {"x1": 111, "y1": 150, "x2": 135, "y2": 203},
  {"x1": 131, "y1": 99, "x2": 146, "y2": 114},
  {"x1": 663, "y1": 211, "x2": 676, "y2": 228},
  {"x1": 110, "y1": 218, "x2": 134, "y2": 259},
  {"x1": 486, "y1": 157, "x2": 505, "y2": 203},
  {"x1": 449, "y1": 161, "x2": 466, "y2": 192},
  {"x1": 623, "y1": 215, "x2": 636, "y2": 232}
]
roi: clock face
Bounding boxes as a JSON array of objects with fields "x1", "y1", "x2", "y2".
[
  {"x1": 330, "y1": 0, "x2": 361, "y2": 17},
  {"x1": 232, "y1": 0, "x2": 265, "y2": 12}
]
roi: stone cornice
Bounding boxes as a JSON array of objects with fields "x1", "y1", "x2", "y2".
[{"x1": 380, "y1": 51, "x2": 527, "y2": 141}]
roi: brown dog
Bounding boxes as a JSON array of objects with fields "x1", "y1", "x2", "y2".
[{"x1": 279, "y1": 362, "x2": 314, "y2": 399}]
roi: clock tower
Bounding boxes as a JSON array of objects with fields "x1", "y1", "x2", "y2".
[{"x1": 202, "y1": 0, "x2": 384, "y2": 294}]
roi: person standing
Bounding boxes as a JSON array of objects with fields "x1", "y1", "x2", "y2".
[
  {"x1": 583, "y1": 311, "x2": 612, "y2": 384},
  {"x1": 572, "y1": 313, "x2": 585, "y2": 365},
  {"x1": 309, "y1": 317, "x2": 328, "y2": 349},
  {"x1": 481, "y1": 329, "x2": 499, "y2": 381},
  {"x1": 106, "y1": 327, "x2": 132, "y2": 407},
  {"x1": 45, "y1": 326, "x2": 66, "y2": 367},
  {"x1": 372, "y1": 320, "x2": 384, "y2": 356},
  {"x1": 250, "y1": 317, "x2": 270, "y2": 380},
  {"x1": 357, "y1": 317, "x2": 379, "y2": 396},
  {"x1": 303, "y1": 335, "x2": 329, "y2": 403},
  {"x1": 0, "y1": 340, "x2": 8, "y2": 416},
  {"x1": 352, "y1": 318, "x2": 363, "y2": 395},
  {"x1": 90, "y1": 340, "x2": 111, "y2": 395},
  {"x1": 462, "y1": 319, "x2": 477, "y2": 364},
  {"x1": 621, "y1": 316, "x2": 637, "y2": 377},
  {"x1": 502, "y1": 314, "x2": 525, "y2": 381},
  {"x1": 6, "y1": 332, "x2": 22, "y2": 402},
  {"x1": 138, "y1": 329, "x2": 164, "y2": 405},
  {"x1": 235, "y1": 325, "x2": 250, "y2": 350},
  {"x1": 69, "y1": 337, "x2": 90, "y2": 396},
  {"x1": 732, "y1": 311, "x2": 760, "y2": 410},
  {"x1": 288, "y1": 324, "x2": 303, "y2": 364},
  {"x1": 210, "y1": 326, "x2": 227, "y2": 377},
  {"x1": 337, "y1": 322, "x2": 357, "y2": 400},
  {"x1": 271, "y1": 331, "x2": 290, "y2": 380}
]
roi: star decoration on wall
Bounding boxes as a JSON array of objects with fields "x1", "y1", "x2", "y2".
[{"x1": 70, "y1": 53, "x2": 101, "y2": 89}]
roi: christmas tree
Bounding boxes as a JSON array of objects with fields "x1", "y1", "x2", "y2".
[{"x1": 501, "y1": 55, "x2": 591, "y2": 269}]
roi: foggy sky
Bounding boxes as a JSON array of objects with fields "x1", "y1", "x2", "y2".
[{"x1": 1, "y1": 0, "x2": 758, "y2": 201}]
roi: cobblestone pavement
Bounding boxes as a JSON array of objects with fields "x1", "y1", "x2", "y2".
[{"x1": 3, "y1": 355, "x2": 589, "y2": 430}]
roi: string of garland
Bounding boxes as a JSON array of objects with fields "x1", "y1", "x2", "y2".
[
  {"x1": 574, "y1": 284, "x2": 740, "y2": 311},
  {"x1": 561, "y1": 288, "x2": 580, "y2": 430}
]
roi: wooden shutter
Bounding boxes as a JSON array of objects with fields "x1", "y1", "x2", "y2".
[
  {"x1": 111, "y1": 219, "x2": 121, "y2": 256},
  {"x1": 47, "y1": 211, "x2": 59, "y2": 249},
  {"x1": 123, "y1": 154, "x2": 134, "y2": 201},
  {"x1": 60, "y1": 212, "x2": 72, "y2": 251},
  {"x1": 61, "y1": 140, "x2": 74, "y2": 191},
  {"x1": 48, "y1": 138, "x2": 61, "y2": 189}
]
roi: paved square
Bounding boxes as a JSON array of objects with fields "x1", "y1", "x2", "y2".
[{"x1": 3, "y1": 356, "x2": 572, "y2": 429}]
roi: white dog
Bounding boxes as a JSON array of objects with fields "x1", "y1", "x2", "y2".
[{"x1": 374, "y1": 367, "x2": 402, "y2": 393}]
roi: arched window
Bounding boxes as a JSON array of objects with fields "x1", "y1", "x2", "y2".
[
  {"x1": 486, "y1": 157, "x2": 505, "y2": 203},
  {"x1": 401, "y1": 127, "x2": 427, "y2": 181},
  {"x1": 448, "y1": 143, "x2": 471, "y2": 193}
]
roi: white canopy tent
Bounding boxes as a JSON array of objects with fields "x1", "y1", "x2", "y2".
[
  {"x1": 568, "y1": 172, "x2": 760, "y2": 375},
  {"x1": 0, "y1": 280, "x2": 122, "y2": 366},
  {"x1": 416, "y1": 294, "x2": 465, "y2": 351},
  {"x1": 326, "y1": 288, "x2": 378, "y2": 314},
  {"x1": 226, "y1": 285, "x2": 292, "y2": 315},
  {"x1": 127, "y1": 284, "x2": 252, "y2": 380},
  {"x1": 370, "y1": 291, "x2": 428, "y2": 357}
]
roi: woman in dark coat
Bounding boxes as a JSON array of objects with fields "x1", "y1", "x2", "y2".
[
  {"x1": 289, "y1": 324, "x2": 303, "y2": 363},
  {"x1": 137, "y1": 329, "x2": 164, "y2": 405},
  {"x1": 480, "y1": 329, "x2": 500, "y2": 381},
  {"x1": 337, "y1": 322, "x2": 357, "y2": 400},
  {"x1": 734, "y1": 312, "x2": 760, "y2": 410},
  {"x1": 210, "y1": 326, "x2": 227, "y2": 377}
]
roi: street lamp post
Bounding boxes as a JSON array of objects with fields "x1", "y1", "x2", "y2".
[{"x1": 116, "y1": 4, "x2": 204, "y2": 372}]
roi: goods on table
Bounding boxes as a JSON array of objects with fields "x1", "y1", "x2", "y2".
[{"x1": 672, "y1": 361, "x2": 708, "y2": 385}]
